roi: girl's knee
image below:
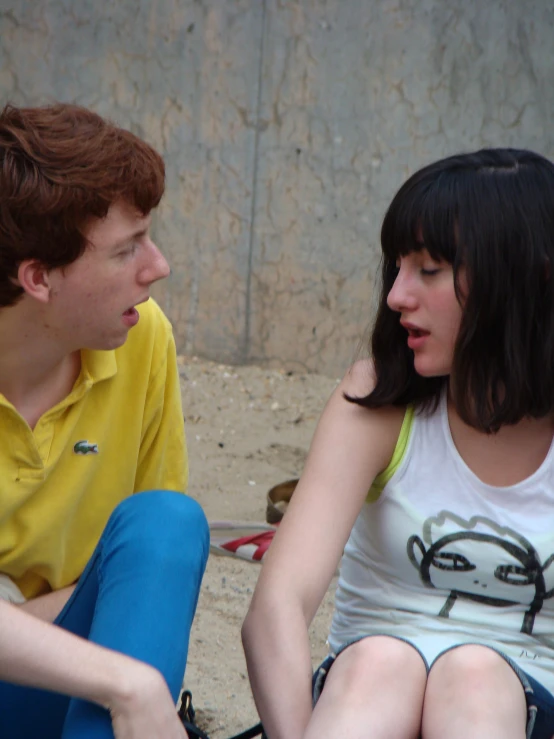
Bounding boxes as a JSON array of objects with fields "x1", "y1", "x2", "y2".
[
  {"x1": 426, "y1": 645, "x2": 526, "y2": 711},
  {"x1": 430, "y1": 645, "x2": 514, "y2": 687},
  {"x1": 423, "y1": 646, "x2": 528, "y2": 733},
  {"x1": 327, "y1": 636, "x2": 426, "y2": 697}
]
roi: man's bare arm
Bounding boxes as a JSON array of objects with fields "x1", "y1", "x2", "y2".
[{"x1": 0, "y1": 599, "x2": 188, "y2": 738}]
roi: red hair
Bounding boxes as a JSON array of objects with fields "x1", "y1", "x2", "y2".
[{"x1": 0, "y1": 103, "x2": 165, "y2": 307}]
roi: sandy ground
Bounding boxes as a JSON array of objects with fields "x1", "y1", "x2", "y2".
[{"x1": 179, "y1": 356, "x2": 340, "y2": 738}]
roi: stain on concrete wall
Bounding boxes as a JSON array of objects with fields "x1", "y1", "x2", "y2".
[{"x1": 1, "y1": 0, "x2": 553, "y2": 376}]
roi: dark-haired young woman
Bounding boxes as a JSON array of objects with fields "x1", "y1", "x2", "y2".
[{"x1": 243, "y1": 149, "x2": 554, "y2": 739}]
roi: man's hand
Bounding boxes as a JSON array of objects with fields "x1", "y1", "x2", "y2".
[
  {"x1": 108, "y1": 664, "x2": 189, "y2": 739},
  {"x1": 0, "y1": 599, "x2": 188, "y2": 738}
]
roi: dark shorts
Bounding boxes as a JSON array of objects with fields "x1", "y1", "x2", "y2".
[{"x1": 312, "y1": 637, "x2": 554, "y2": 739}]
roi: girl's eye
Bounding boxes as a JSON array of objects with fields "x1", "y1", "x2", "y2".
[{"x1": 421, "y1": 267, "x2": 440, "y2": 276}]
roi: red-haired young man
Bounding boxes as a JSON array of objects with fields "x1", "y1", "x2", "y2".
[{"x1": 0, "y1": 103, "x2": 208, "y2": 738}]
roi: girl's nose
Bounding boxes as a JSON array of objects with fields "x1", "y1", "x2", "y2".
[{"x1": 387, "y1": 268, "x2": 418, "y2": 313}]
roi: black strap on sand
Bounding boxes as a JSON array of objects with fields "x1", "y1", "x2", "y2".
[{"x1": 178, "y1": 690, "x2": 265, "y2": 739}]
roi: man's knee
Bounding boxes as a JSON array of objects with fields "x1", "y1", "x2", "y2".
[{"x1": 108, "y1": 490, "x2": 209, "y2": 565}]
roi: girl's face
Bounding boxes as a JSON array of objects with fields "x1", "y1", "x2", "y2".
[{"x1": 387, "y1": 249, "x2": 463, "y2": 377}]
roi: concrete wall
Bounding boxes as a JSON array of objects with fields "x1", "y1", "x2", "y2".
[{"x1": 1, "y1": 0, "x2": 553, "y2": 376}]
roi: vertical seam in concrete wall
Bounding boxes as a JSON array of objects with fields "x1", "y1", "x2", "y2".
[
  {"x1": 184, "y1": 232, "x2": 200, "y2": 355},
  {"x1": 241, "y1": 0, "x2": 267, "y2": 362}
]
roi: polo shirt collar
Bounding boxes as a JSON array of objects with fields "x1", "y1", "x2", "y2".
[{"x1": 79, "y1": 349, "x2": 117, "y2": 385}]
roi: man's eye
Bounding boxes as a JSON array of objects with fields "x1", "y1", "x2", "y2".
[{"x1": 119, "y1": 243, "x2": 138, "y2": 257}]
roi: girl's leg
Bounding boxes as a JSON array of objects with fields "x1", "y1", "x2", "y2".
[
  {"x1": 0, "y1": 490, "x2": 208, "y2": 739},
  {"x1": 305, "y1": 636, "x2": 427, "y2": 739},
  {"x1": 422, "y1": 645, "x2": 527, "y2": 739}
]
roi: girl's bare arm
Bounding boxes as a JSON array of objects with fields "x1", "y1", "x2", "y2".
[{"x1": 242, "y1": 361, "x2": 403, "y2": 739}]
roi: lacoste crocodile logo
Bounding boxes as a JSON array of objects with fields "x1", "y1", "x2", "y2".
[{"x1": 73, "y1": 440, "x2": 99, "y2": 455}]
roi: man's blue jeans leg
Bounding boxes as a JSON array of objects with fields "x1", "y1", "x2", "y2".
[{"x1": 0, "y1": 490, "x2": 209, "y2": 738}]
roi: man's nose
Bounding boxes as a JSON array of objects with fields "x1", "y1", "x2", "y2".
[{"x1": 140, "y1": 241, "x2": 171, "y2": 284}]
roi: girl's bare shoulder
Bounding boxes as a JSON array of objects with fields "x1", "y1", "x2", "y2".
[
  {"x1": 340, "y1": 359, "x2": 406, "y2": 425},
  {"x1": 315, "y1": 359, "x2": 406, "y2": 476}
]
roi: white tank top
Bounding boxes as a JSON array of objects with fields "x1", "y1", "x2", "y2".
[{"x1": 329, "y1": 391, "x2": 554, "y2": 691}]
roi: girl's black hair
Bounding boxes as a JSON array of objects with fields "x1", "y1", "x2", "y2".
[{"x1": 350, "y1": 148, "x2": 554, "y2": 433}]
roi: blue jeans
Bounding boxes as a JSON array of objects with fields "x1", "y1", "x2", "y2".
[{"x1": 0, "y1": 490, "x2": 209, "y2": 738}]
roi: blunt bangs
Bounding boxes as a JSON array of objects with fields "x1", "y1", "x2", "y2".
[
  {"x1": 349, "y1": 148, "x2": 554, "y2": 432},
  {"x1": 381, "y1": 168, "x2": 459, "y2": 267}
]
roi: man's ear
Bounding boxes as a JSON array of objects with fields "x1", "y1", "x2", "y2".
[{"x1": 16, "y1": 260, "x2": 54, "y2": 303}]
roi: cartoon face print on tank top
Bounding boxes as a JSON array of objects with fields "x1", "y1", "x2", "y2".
[{"x1": 407, "y1": 512, "x2": 554, "y2": 635}]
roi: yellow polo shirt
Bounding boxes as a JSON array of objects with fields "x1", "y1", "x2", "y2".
[{"x1": 0, "y1": 299, "x2": 188, "y2": 599}]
